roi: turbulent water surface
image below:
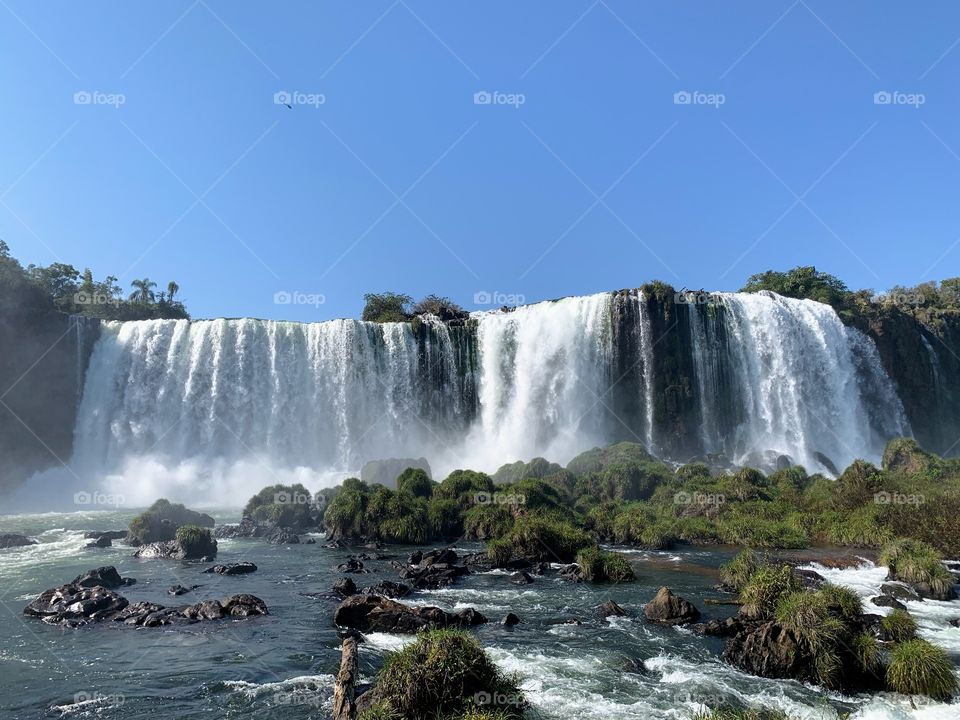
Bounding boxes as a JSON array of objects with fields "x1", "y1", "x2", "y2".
[{"x1": 1, "y1": 512, "x2": 958, "y2": 719}]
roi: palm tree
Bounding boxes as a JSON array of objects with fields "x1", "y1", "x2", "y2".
[
  {"x1": 167, "y1": 281, "x2": 179, "y2": 301},
  {"x1": 129, "y1": 278, "x2": 157, "y2": 304}
]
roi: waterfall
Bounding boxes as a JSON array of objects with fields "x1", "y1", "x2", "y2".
[
  {"x1": 66, "y1": 289, "x2": 913, "y2": 504},
  {"x1": 688, "y1": 292, "x2": 910, "y2": 473}
]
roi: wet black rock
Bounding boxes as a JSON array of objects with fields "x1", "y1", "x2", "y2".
[
  {"x1": 0, "y1": 533, "x2": 36, "y2": 548},
  {"x1": 598, "y1": 600, "x2": 628, "y2": 618},
  {"x1": 71, "y1": 566, "x2": 135, "y2": 589},
  {"x1": 83, "y1": 530, "x2": 127, "y2": 541},
  {"x1": 333, "y1": 577, "x2": 357, "y2": 597},
  {"x1": 643, "y1": 587, "x2": 701, "y2": 625},
  {"x1": 502, "y1": 612, "x2": 521, "y2": 626},
  {"x1": 336, "y1": 557, "x2": 368, "y2": 574},
  {"x1": 86, "y1": 535, "x2": 113, "y2": 548},
  {"x1": 168, "y1": 584, "x2": 200, "y2": 596},
  {"x1": 510, "y1": 571, "x2": 534, "y2": 585},
  {"x1": 333, "y1": 594, "x2": 486, "y2": 633},
  {"x1": 361, "y1": 581, "x2": 410, "y2": 598},
  {"x1": 203, "y1": 561, "x2": 258, "y2": 575},
  {"x1": 871, "y1": 595, "x2": 906, "y2": 611}
]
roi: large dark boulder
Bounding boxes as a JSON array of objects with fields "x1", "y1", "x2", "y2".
[
  {"x1": 333, "y1": 594, "x2": 486, "y2": 633},
  {"x1": 643, "y1": 587, "x2": 701, "y2": 625},
  {"x1": 723, "y1": 621, "x2": 805, "y2": 680},
  {"x1": 333, "y1": 577, "x2": 358, "y2": 597},
  {"x1": 23, "y1": 584, "x2": 128, "y2": 626},
  {"x1": 134, "y1": 532, "x2": 216, "y2": 561},
  {"x1": 71, "y1": 566, "x2": 134, "y2": 589},
  {"x1": 0, "y1": 533, "x2": 36, "y2": 548}
]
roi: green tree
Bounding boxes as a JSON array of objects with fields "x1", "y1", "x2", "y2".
[
  {"x1": 129, "y1": 278, "x2": 157, "y2": 305},
  {"x1": 361, "y1": 292, "x2": 412, "y2": 322},
  {"x1": 741, "y1": 266, "x2": 851, "y2": 310}
]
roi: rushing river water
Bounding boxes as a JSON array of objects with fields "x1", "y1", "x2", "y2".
[{"x1": 1, "y1": 511, "x2": 959, "y2": 719}]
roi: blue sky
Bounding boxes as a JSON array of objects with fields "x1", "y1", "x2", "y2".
[{"x1": 2, "y1": 1, "x2": 959, "y2": 321}]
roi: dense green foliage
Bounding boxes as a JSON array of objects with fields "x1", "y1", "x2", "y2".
[
  {"x1": 242, "y1": 483, "x2": 320, "y2": 529},
  {"x1": 318, "y1": 439, "x2": 960, "y2": 567},
  {"x1": 0, "y1": 240, "x2": 188, "y2": 319},
  {"x1": 360, "y1": 629, "x2": 524, "y2": 720},
  {"x1": 128, "y1": 499, "x2": 214, "y2": 544},
  {"x1": 574, "y1": 545, "x2": 636, "y2": 582},
  {"x1": 361, "y1": 291, "x2": 467, "y2": 323},
  {"x1": 174, "y1": 524, "x2": 217, "y2": 558}
]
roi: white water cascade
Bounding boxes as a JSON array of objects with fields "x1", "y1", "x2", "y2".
[
  {"x1": 690, "y1": 291, "x2": 910, "y2": 473},
  {"x1": 62, "y1": 290, "x2": 911, "y2": 505}
]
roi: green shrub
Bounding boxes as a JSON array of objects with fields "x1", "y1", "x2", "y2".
[
  {"x1": 435, "y1": 470, "x2": 495, "y2": 508},
  {"x1": 879, "y1": 539, "x2": 954, "y2": 595},
  {"x1": 574, "y1": 546, "x2": 636, "y2": 583},
  {"x1": 396, "y1": 468, "x2": 434, "y2": 498},
  {"x1": 818, "y1": 583, "x2": 863, "y2": 621},
  {"x1": 174, "y1": 524, "x2": 217, "y2": 559},
  {"x1": 127, "y1": 498, "x2": 215, "y2": 544},
  {"x1": 824, "y1": 504, "x2": 893, "y2": 547},
  {"x1": 242, "y1": 483, "x2": 317, "y2": 529},
  {"x1": 881, "y1": 610, "x2": 918, "y2": 643},
  {"x1": 371, "y1": 629, "x2": 524, "y2": 719},
  {"x1": 719, "y1": 517, "x2": 809, "y2": 549},
  {"x1": 427, "y1": 497, "x2": 462, "y2": 539},
  {"x1": 739, "y1": 565, "x2": 800, "y2": 615},
  {"x1": 505, "y1": 516, "x2": 594, "y2": 563},
  {"x1": 463, "y1": 503, "x2": 515, "y2": 540},
  {"x1": 882, "y1": 438, "x2": 941, "y2": 478},
  {"x1": 852, "y1": 632, "x2": 881, "y2": 674},
  {"x1": 719, "y1": 550, "x2": 762, "y2": 592},
  {"x1": 486, "y1": 538, "x2": 513, "y2": 567},
  {"x1": 886, "y1": 639, "x2": 957, "y2": 700}
]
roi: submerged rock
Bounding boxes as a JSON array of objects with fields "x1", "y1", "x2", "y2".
[
  {"x1": 333, "y1": 577, "x2": 357, "y2": 597},
  {"x1": 643, "y1": 587, "x2": 701, "y2": 625},
  {"x1": 202, "y1": 561, "x2": 257, "y2": 575},
  {"x1": 598, "y1": 600, "x2": 628, "y2": 618},
  {"x1": 85, "y1": 536, "x2": 112, "y2": 548},
  {"x1": 871, "y1": 595, "x2": 906, "y2": 611},
  {"x1": 83, "y1": 530, "x2": 127, "y2": 541},
  {"x1": 333, "y1": 594, "x2": 486, "y2": 633},
  {"x1": 502, "y1": 612, "x2": 521, "y2": 626},
  {"x1": 168, "y1": 584, "x2": 200, "y2": 596},
  {"x1": 0, "y1": 533, "x2": 36, "y2": 548}
]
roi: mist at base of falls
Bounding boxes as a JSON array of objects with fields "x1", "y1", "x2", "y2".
[{"x1": 9, "y1": 290, "x2": 911, "y2": 510}]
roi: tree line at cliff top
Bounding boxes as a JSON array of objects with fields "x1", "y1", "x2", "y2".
[
  {"x1": 0, "y1": 240, "x2": 188, "y2": 320},
  {"x1": 3, "y1": 240, "x2": 958, "y2": 323}
]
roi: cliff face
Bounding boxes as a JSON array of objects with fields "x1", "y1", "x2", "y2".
[
  {"x1": 861, "y1": 312, "x2": 960, "y2": 456},
  {"x1": 0, "y1": 310, "x2": 99, "y2": 493}
]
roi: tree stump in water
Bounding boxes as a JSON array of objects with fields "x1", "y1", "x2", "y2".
[{"x1": 332, "y1": 635, "x2": 359, "y2": 720}]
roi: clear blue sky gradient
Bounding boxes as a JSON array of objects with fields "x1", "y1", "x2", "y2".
[{"x1": 2, "y1": 1, "x2": 959, "y2": 321}]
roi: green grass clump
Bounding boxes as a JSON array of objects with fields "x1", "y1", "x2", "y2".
[
  {"x1": 886, "y1": 639, "x2": 958, "y2": 700},
  {"x1": 174, "y1": 524, "x2": 216, "y2": 558},
  {"x1": 719, "y1": 550, "x2": 762, "y2": 592},
  {"x1": 773, "y1": 591, "x2": 846, "y2": 687},
  {"x1": 505, "y1": 516, "x2": 594, "y2": 563},
  {"x1": 691, "y1": 709, "x2": 792, "y2": 720},
  {"x1": 879, "y1": 539, "x2": 954, "y2": 596},
  {"x1": 574, "y1": 546, "x2": 636, "y2": 583},
  {"x1": 818, "y1": 584, "x2": 863, "y2": 621},
  {"x1": 739, "y1": 564, "x2": 801, "y2": 615},
  {"x1": 881, "y1": 609, "x2": 918, "y2": 642},
  {"x1": 852, "y1": 632, "x2": 881, "y2": 674},
  {"x1": 371, "y1": 629, "x2": 524, "y2": 719},
  {"x1": 486, "y1": 537, "x2": 513, "y2": 567}
]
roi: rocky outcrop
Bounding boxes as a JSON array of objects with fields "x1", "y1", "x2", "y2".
[
  {"x1": 23, "y1": 582, "x2": 267, "y2": 627},
  {"x1": 83, "y1": 530, "x2": 127, "y2": 541},
  {"x1": 643, "y1": 587, "x2": 701, "y2": 625},
  {"x1": 203, "y1": 561, "x2": 257, "y2": 575},
  {"x1": 0, "y1": 533, "x2": 36, "y2": 548},
  {"x1": 722, "y1": 621, "x2": 804, "y2": 679},
  {"x1": 133, "y1": 537, "x2": 216, "y2": 561},
  {"x1": 333, "y1": 594, "x2": 486, "y2": 633},
  {"x1": 361, "y1": 581, "x2": 410, "y2": 598},
  {"x1": 333, "y1": 578, "x2": 357, "y2": 597},
  {"x1": 71, "y1": 566, "x2": 135, "y2": 589},
  {"x1": 599, "y1": 600, "x2": 628, "y2": 618},
  {"x1": 214, "y1": 518, "x2": 302, "y2": 544},
  {"x1": 397, "y1": 548, "x2": 470, "y2": 589}
]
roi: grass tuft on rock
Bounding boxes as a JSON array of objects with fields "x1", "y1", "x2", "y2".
[
  {"x1": 574, "y1": 546, "x2": 636, "y2": 583},
  {"x1": 739, "y1": 564, "x2": 800, "y2": 616},
  {"x1": 364, "y1": 629, "x2": 524, "y2": 720},
  {"x1": 886, "y1": 638, "x2": 958, "y2": 701},
  {"x1": 881, "y1": 609, "x2": 918, "y2": 643},
  {"x1": 719, "y1": 550, "x2": 762, "y2": 592}
]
